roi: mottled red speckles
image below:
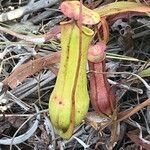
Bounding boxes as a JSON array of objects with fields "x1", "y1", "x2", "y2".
[
  {"x1": 88, "y1": 42, "x2": 106, "y2": 63},
  {"x1": 88, "y1": 42, "x2": 116, "y2": 115}
]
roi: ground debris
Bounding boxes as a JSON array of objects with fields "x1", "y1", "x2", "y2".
[{"x1": 0, "y1": 0, "x2": 150, "y2": 150}]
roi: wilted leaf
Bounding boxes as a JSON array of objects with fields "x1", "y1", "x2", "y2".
[
  {"x1": 94, "y1": 2, "x2": 150, "y2": 17},
  {"x1": 3, "y1": 52, "x2": 60, "y2": 89},
  {"x1": 60, "y1": 1, "x2": 100, "y2": 25},
  {"x1": 85, "y1": 111, "x2": 111, "y2": 130},
  {"x1": 117, "y1": 98, "x2": 150, "y2": 123},
  {"x1": 127, "y1": 130, "x2": 150, "y2": 150}
]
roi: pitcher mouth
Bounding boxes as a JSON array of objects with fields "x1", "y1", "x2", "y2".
[{"x1": 60, "y1": 20, "x2": 94, "y2": 37}]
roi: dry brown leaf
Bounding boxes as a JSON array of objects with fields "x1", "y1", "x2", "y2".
[
  {"x1": 117, "y1": 99, "x2": 150, "y2": 123},
  {"x1": 3, "y1": 52, "x2": 60, "y2": 89},
  {"x1": 127, "y1": 130, "x2": 150, "y2": 150}
]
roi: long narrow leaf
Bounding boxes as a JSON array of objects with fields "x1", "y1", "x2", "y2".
[{"x1": 94, "y1": 2, "x2": 150, "y2": 17}]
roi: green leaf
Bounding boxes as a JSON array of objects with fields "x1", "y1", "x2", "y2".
[
  {"x1": 138, "y1": 67, "x2": 150, "y2": 77},
  {"x1": 94, "y1": 2, "x2": 150, "y2": 17}
]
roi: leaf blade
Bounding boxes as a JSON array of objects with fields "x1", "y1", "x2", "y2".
[{"x1": 94, "y1": 2, "x2": 150, "y2": 17}]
